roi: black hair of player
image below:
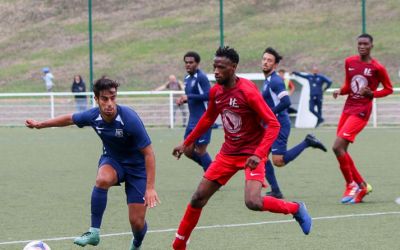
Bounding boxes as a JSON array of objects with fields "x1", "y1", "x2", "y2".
[
  {"x1": 93, "y1": 76, "x2": 120, "y2": 97},
  {"x1": 183, "y1": 51, "x2": 201, "y2": 63},
  {"x1": 263, "y1": 47, "x2": 282, "y2": 64},
  {"x1": 358, "y1": 33, "x2": 373, "y2": 43},
  {"x1": 215, "y1": 46, "x2": 239, "y2": 64}
]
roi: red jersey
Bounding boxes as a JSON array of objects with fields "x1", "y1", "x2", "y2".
[
  {"x1": 340, "y1": 55, "x2": 393, "y2": 120},
  {"x1": 184, "y1": 77, "x2": 280, "y2": 158}
]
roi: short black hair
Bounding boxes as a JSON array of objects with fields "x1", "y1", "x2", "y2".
[
  {"x1": 215, "y1": 46, "x2": 239, "y2": 64},
  {"x1": 93, "y1": 76, "x2": 120, "y2": 97},
  {"x1": 358, "y1": 33, "x2": 373, "y2": 43},
  {"x1": 183, "y1": 51, "x2": 201, "y2": 63},
  {"x1": 263, "y1": 47, "x2": 282, "y2": 64}
]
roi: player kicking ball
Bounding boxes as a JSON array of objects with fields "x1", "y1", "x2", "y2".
[
  {"x1": 171, "y1": 47, "x2": 312, "y2": 250},
  {"x1": 332, "y1": 34, "x2": 393, "y2": 204},
  {"x1": 26, "y1": 77, "x2": 160, "y2": 250}
]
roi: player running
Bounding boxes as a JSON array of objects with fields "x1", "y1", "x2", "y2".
[
  {"x1": 171, "y1": 46, "x2": 312, "y2": 250},
  {"x1": 261, "y1": 47, "x2": 327, "y2": 199},
  {"x1": 26, "y1": 77, "x2": 160, "y2": 250},
  {"x1": 332, "y1": 33, "x2": 393, "y2": 204},
  {"x1": 176, "y1": 51, "x2": 212, "y2": 172}
]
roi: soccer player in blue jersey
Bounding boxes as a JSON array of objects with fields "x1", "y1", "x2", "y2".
[
  {"x1": 261, "y1": 47, "x2": 327, "y2": 198},
  {"x1": 292, "y1": 66, "x2": 332, "y2": 127},
  {"x1": 176, "y1": 51, "x2": 212, "y2": 172},
  {"x1": 25, "y1": 76, "x2": 160, "y2": 250}
]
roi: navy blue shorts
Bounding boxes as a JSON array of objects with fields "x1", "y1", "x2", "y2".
[
  {"x1": 271, "y1": 115, "x2": 291, "y2": 155},
  {"x1": 184, "y1": 125, "x2": 212, "y2": 145},
  {"x1": 98, "y1": 156, "x2": 146, "y2": 204}
]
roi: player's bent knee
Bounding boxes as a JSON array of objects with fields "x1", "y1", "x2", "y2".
[
  {"x1": 244, "y1": 199, "x2": 262, "y2": 211},
  {"x1": 95, "y1": 178, "x2": 114, "y2": 189},
  {"x1": 129, "y1": 217, "x2": 145, "y2": 231},
  {"x1": 190, "y1": 192, "x2": 208, "y2": 208}
]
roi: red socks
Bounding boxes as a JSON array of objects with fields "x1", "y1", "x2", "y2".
[
  {"x1": 262, "y1": 196, "x2": 299, "y2": 214},
  {"x1": 172, "y1": 204, "x2": 202, "y2": 250},
  {"x1": 345, "y1": 153, "x2": 364, "y2": 184},
  {"x1": 337, "y1": 154, "x2": 353, "y2": 184}
]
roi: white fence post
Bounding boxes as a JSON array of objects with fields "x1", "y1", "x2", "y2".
[
  {"x1": 169, "y1": 92, "x2": 174, "y2": 129},
  {"x1": 372, "y1": 98, "x2": 377, "y2": 128},
  {"x1": 50, "y1": 93, "x2": 55, "y2": 118}
]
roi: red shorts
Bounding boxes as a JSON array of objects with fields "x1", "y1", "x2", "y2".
[
  {"x1": 336, "y1": 113, "x2": 368, "y2": 143},
  {"x1": 204, "y1": 153, "x2": 267, "y2": 187}
]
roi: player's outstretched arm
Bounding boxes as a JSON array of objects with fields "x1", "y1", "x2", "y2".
[
  {"x1": 141, "y1": 144, "x2": 160, "y2": 208},
  {"x1": 25, "y1": 114, "x2": 74, "y2": 129}
]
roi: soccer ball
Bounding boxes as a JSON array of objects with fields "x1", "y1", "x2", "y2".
[{"x1": 23, "y1": 241, "x2": 51, "y2": 250}]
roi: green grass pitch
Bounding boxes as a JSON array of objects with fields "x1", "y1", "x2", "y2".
[{"x1": 0, "y1": 127, "x2": 399, "y2": 250}]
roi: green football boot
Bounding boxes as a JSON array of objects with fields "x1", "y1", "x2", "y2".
[
  {"x1": 73, "y1": 228, "x2": 100, "y2": 247},
  {"x1": 129, "y1": 238, "x2": 141, "y2": 250}
]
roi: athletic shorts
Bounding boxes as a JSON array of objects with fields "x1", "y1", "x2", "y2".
[
  {"x1": 98, "y1": 156, "x2": 146, "y2": 204},
  {"x1": 184, "y1": 125, "x2": 212, "y2": 145},
  {"x1": 271, "y1": 115, "x2": 291, "y2": 155},
  {"x1": 336, "y1": 113, "x2": 368, "y2": 143},
  {"x1": 204, "y1": 153, "x2": 267, "y2": 187}
]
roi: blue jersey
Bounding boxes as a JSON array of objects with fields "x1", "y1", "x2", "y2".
[
  {"x1": 293, "y1": 72, "x2": 332, "y2": 97},
  {"x1": 184, "y1": 69, "x2": 211, "y2": 126},
  {"x1": 262, "y1": 71, "x2": 290, "y2": 118},
  {"x1": 72, "y1": 105, "x2": 151, "y2": 177}
]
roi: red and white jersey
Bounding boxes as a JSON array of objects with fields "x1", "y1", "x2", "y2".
[
  {"x1": 184, "y1": 77, "x2": 280, "y2": 158},
  {"x1": 340, "y1": 55, "x2": 393, "y2": 120}
]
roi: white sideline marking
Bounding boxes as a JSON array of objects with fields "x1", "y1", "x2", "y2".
[{"x1": 1, "y1": 211, "x2": 399, "y2": 246}]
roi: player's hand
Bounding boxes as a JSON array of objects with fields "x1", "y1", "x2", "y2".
[
  {"x1": 360, "y1": 86, "x2": 373, "y2": 99},
  {"x1": 25, "y1": 119, "x2": 41, "y2": 129},
  {"x1": 144, "y1": 188, "x2": 160, "y2": 208},
  {"x1": 245, "y1": 155, "x2": 261, "y2": 170},
  {"x1": 332, "y1": 89, "x2": 340, "y2": 99},
  {"x1": 176, "y1": 95, "x2": 188, "y2": 105},
  {"x1": 172, "y1": 144, "x2": 185, "y2": 159}
]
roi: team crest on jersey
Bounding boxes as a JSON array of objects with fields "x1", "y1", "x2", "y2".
[
  {"x1": 222, "y1": 109, "x2": 242, "y2": 133},
  {"x1": 350, "y1": 75, "x2": 368, "y2": 98},
  {"x1": 115, "y1": 129, "x2": 124, "y2": 138}
]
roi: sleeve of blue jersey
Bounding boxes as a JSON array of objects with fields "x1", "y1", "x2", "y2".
[
  {"x1": 270, "y1": 77, "x2": 287, "y2": 96},
  {"x1": 124, "y1": 110, "x2": 152, "y2": 149},
  {"x1": 72, "y1": 108, "x2": 95, "y2": 128},
  {"x1": 187, "y1": 74, "x2": 210, "y2": 101}
]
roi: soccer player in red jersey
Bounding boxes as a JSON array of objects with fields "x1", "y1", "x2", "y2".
[
  {"x1": 332, "y1": 34, "x2": 393, "y2": 204},
  {"x1": 171, "y1": 47, "x2": 312, "y2": 250}
]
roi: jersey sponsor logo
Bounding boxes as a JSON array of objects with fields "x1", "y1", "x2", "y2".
[
  {"x1": 364, "y1": 68, "x2": 372, "y2": 76},
  {"x1": 250, "y1": 172, "x2": 260, "y2": 176},
  {"x1": 115, "y1": 129, "x2": 124, "y2": 138},
  {"x1": 222, "y1": 109, "x2": 242, "y2": 134},
  {"x1": 229, "y1": 98, "x2": 239, "y2": 108},
  {"x1": 350, "y1": 75, "x2": 368, "y2": 98}
]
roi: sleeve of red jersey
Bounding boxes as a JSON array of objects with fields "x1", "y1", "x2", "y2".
[
  {"x1": 183, "y1": 87, "x2": 219, "y2": 146},
  {"x1": 373, "y1": 64, "x2": 393, "y2": 98},
  {"x1": 245, "y1": 84, "x2": 280, "y2": 158},
  {"x1": 340, "y1": 59, "x2": 351, "y2": 95}
]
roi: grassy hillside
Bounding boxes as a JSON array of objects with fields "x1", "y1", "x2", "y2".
[{"x1": 1, "y1": 0, "x2": 399, "y2": 92}]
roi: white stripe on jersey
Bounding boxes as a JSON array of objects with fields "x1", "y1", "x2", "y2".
[
  {"x1": 277, "y1": 90, "x2": 289, "y2": 99},
  {"x1": 115, "y1": 115, "x2": 124, "y2": 125},
  {"x1": 197, "y1": 81, "x2": 208, "y2": 110}
]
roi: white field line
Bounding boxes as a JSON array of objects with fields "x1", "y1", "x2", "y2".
[{"x1": 1, "y1": 211, "x2": 399, "y2": 246}]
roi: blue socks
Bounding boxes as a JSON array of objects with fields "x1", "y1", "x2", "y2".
[
  {"x1": 132, "y1": 221, "x2": 147, "y2": 247},
  {"x1": 91, "y1": 186, "x2": 108, "y2": 229},
  {"x1": 265, "y1": 160, "x2": 281, "y2": 193},
  {"x1": 282, "y1": 141, "x2": 308, "y2": 164},
  {"x1": 192, "y1": 152, "x2": 212, "y2": 171}
]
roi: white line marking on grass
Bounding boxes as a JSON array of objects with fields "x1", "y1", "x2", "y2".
[{"x1": 1, "y1": 211, "x2": 399, "y2": 246}]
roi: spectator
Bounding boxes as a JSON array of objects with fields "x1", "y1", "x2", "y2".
[
  {"x1": 293, "y1": 66, "x2": 332, "y2": 127},
  {"x1": 71, "y1": 75, "x2": 88, "y2": 112},
  {"x1": 154, "y1": 75, "x2": 187, "y2": 126},
  {"x1": 42, "y1": 67, "x2": 54, "y2": 92}
]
